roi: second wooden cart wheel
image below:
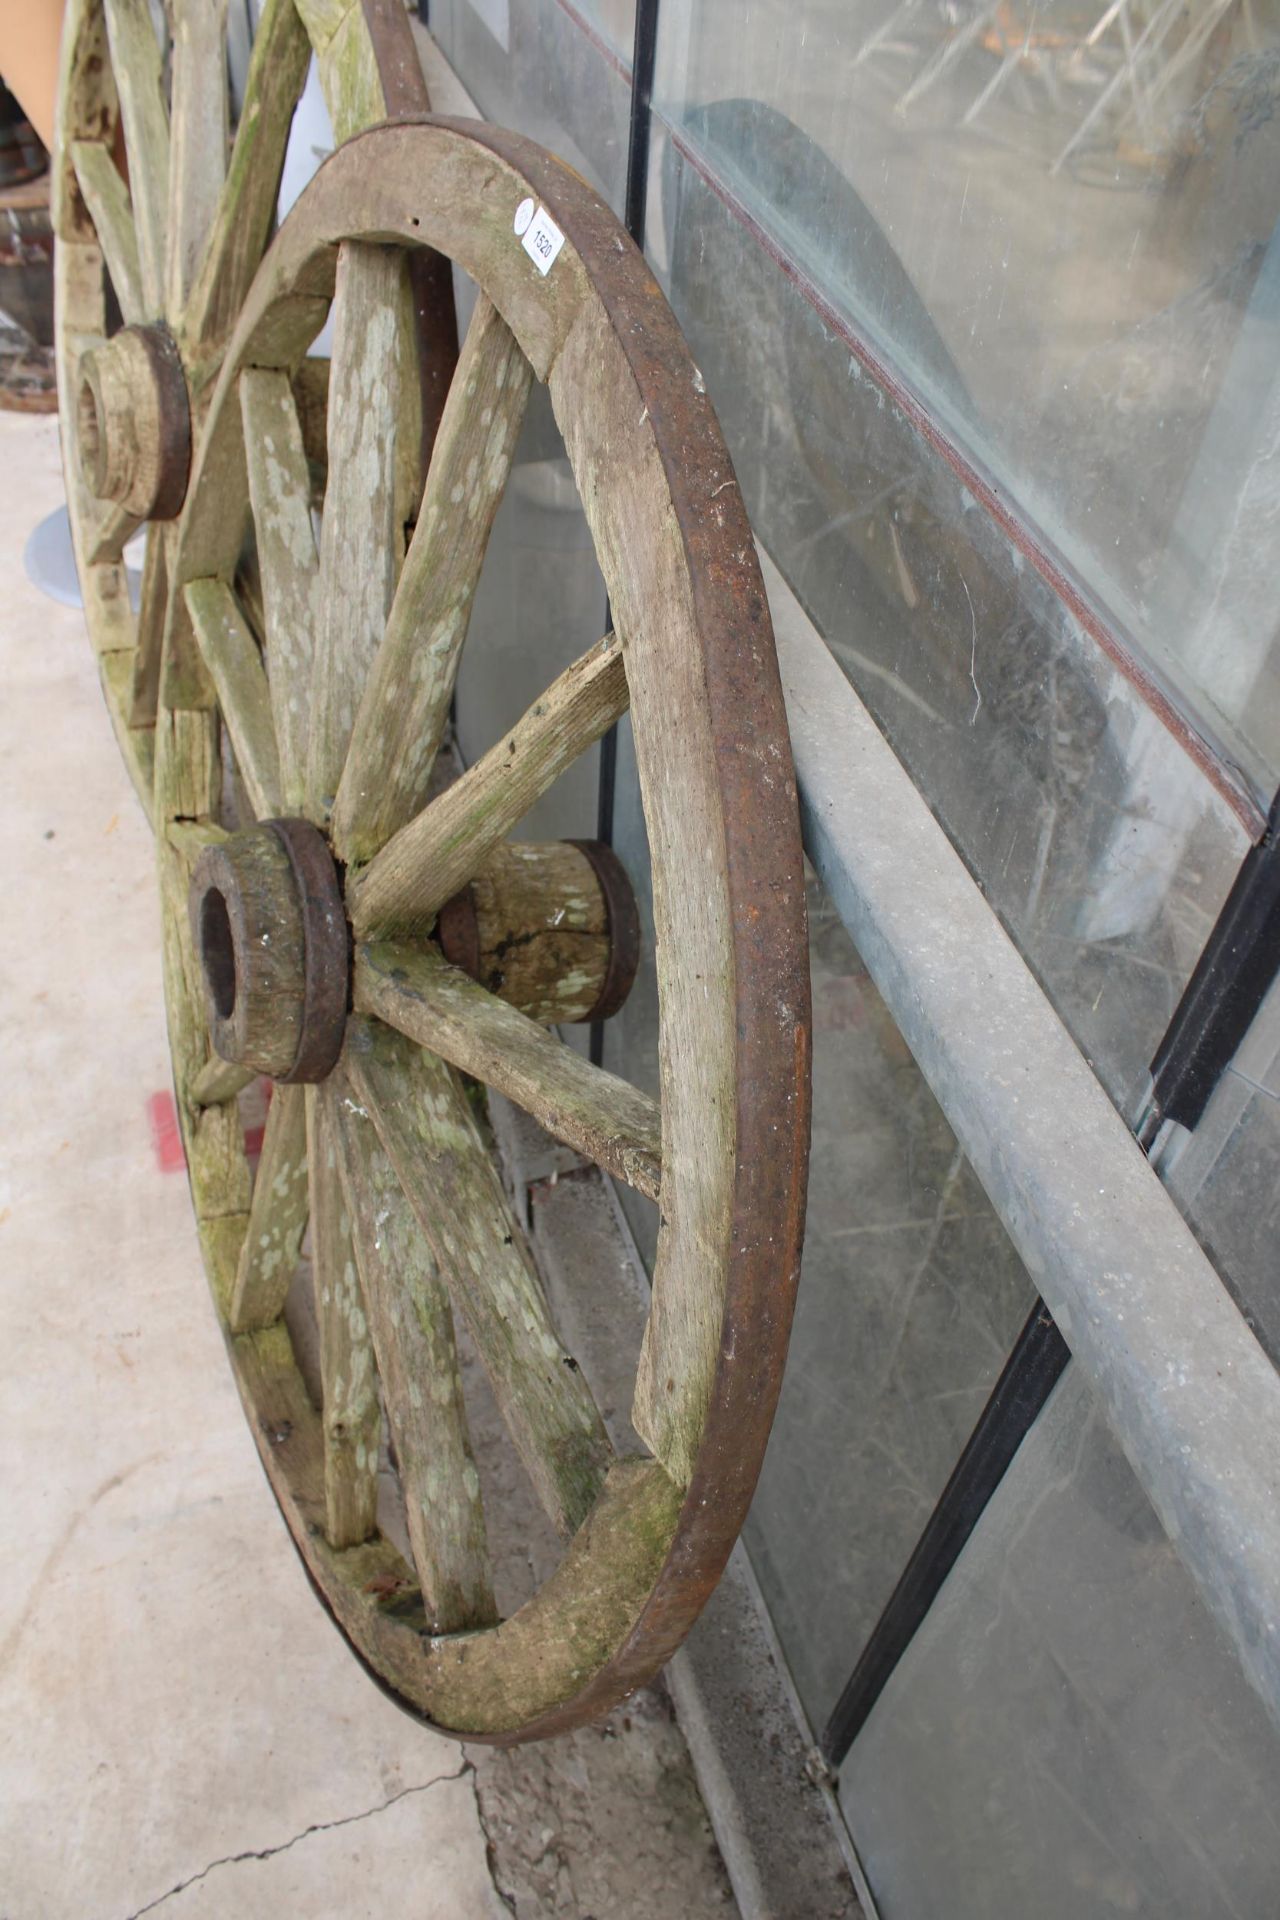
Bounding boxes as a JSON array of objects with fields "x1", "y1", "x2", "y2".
[{"x1": 155, "y1": 116, "x2": 810, "y2": 1741}]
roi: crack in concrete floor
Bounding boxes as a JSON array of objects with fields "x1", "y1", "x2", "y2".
[{"x1": 120, "y1": 1764, "x2": 473, "y2": 1920}]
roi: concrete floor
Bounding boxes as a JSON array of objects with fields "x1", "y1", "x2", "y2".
[{"x1": 0, "y1": 411, "x2": 732, "y2": 1918}]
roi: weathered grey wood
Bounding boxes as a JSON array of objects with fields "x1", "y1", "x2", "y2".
[
  {"x1": 353, "y1": 945, "x2": 662, "y2": 1201},
  {"x1": 68, "y1": 141, "x2": 144, "y2": 324},
  {"x1": 306, "y1": 1083, "x2": 381, "y2": 1548},
  {"x1": 230, "y1": 1085, "x2": 309, "y2": 1333},
  {"x1": 102, "y1": 0, "x2": 170, "y2": 315},
  {"x1": 306, "y1": 243, "x2": 406, "y2": 824},
  {"x1": 165, "y1": 0, "x2": 229, "y2": 318},
  {"x1": 350, "y1": 637, "x2": 627, "y2": 935},
  {"x1": 184, "y1": 578, "x2": 283, "y2": 821},
  {"x1": 189, "y1": 1054, "x2": 254, "y2": 1108},
  {"x1": 346, "y1": 1017, "x2": 612, "y2": 1536},
  {"x1": 331, "y1": 294, "x2": 532, "y2": 864},
  {"x1": 52, "y1": 0, "x2": 120, "y2": 246},
  {"x1": 182, "y1": 0, "x2": 309, "y2": 350},
  {"x1": 240, "y1": 369, "x2": 317, "y2": 812},
  {"x1": 330, "y1": 1062, "x2": 497, "y2": 1631}
]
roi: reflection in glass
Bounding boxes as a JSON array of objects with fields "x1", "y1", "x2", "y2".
[{"x1": 654, "y1": 0, "x2": 1280, "y2": 790}]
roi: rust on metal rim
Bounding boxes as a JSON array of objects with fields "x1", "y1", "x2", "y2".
[
  {"x1": 266, "y1": 818, "x2": 351, "y2": 1086},
  {"x1": 567, "y1": 839, "x2": 642, "y2": 1024}
]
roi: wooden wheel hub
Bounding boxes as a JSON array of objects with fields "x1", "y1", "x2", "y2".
[
  {"x1": 188, "y1": 820, "x2": 348, "y2": 1084},
  {"x1": 74, "y1": 323, "x2": 191, "y2": 520}
]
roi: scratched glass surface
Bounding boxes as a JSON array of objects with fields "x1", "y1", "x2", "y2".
[
  {"x1": 842, "y1": 1367, "x2": 1280, "y2": 1918},
  {"x1": 429, "y1": 0, "x2": 631, "y2": 206},
  {"x1": 654, "y1": 0, "x2": 1280, "y2": 796},
  {"x1": 647, "y1": 122, "x2": 1249, "y2": 1112},
  {"x1": 600, "y1": 855, "x2": 1037, "y2": 1727}
]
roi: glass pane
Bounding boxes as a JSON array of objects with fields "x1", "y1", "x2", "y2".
[
  {"x1": 601, "y1": 840, "x2": 1038, "y2": 1727},
  {"x1": 430, "y1": 0, "x2": 632, "y2": 206},
  {"x1": 841, "y1": 1367, "x2": 1280, "y2": 1919},
  {"x1": 654, "y1": 0, "x2": 1280, "y2": 792},
  {"x1": 645, "y1": 119, "x2": 1249, "y2": 1112}
]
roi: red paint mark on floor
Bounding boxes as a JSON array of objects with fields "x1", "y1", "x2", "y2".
[
  {"x1": 147, "y1": 1090, "x2": 187, "y2": 1172},
  {"x1": 147, "y1": 1084, "x2": 271, "y2": 1172}
]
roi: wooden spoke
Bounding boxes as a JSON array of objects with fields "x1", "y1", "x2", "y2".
[
  {"x1": 183, "y1": 0, "x2": 311, "y2": 353},
  {"x1": 101, "y1": 0, "x2": 170, "y2": 316},
  {"x1": 239, "y1": 369, "x2": 318, "y2": 813},
  {"x1": 346, "y1": 1019, "x2": 612, "y2": 1537},
  {"x1": 330, "y1": 1065, "x2": 497, "y2": 1632},
  {"x1": 86, "y1": 497, "x2": 143, "y2": 568},
  {"x1": 306, "y1": 243, "x2": 408, "y2": 824},
  {"x1": 228, "y1": 1085, "x2": 309, "y2": 1333},
  {"x1": 165, "y1": 0, "x2": 230, "y2": 319},
  {"x1": 331, "y1": 294, "x2": 533, "y2": 865},
  {"x1": 353, "y1": 944, "x2": 662, "y2": 1202},
  {"x1": 306, "y1": 1084, "x2": 380, "y2": 1548},
  {"x1": 130, "y1": 524, "x2": 171, "y2": 727},
  {"x1": 350, "y1": 636, "x2": 628, "y2": 937},
  {"x1": 189, "y1": 1055, "x2": 255, "y2": 1109},
  {"x1": 183, "y1": 579, "x2": 282, "y2": 821},
  {"x1": 68, "y1": 142, "x2": 144, "y2": 325}
]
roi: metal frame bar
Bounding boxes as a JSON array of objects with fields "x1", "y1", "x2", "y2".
[{"x1": 762, "y1": 545, "x2": 1280, "y2": 1739}]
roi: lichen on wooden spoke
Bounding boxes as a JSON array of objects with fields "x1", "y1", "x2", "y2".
[
  {"x1": 354, "y1": 943, "x2": 662, "y2": 1201},
  {"x1": 330, "y1": 1061, "x2": 497, "y2": 1631},
  {"x1": 101, "y1": 0, "x2": 170, "y2": 316},
  {"x1": 345, "y1": 1018, "x2": 613, "y2": 1537},
  {"x1": 349, "y1": 635, "x2": 628, "y2": 936},
  {"x1": 307, "y1": 242, "x2": 408, "y2": 825},
  {"x1": 184, "y1": 578, "x2": 282, "y2": 820},
  {"x1": 332, "y1": 293, "x2": 533, "y2": 865},
  {"x1": 68, "y1": 141, "x2": 144, "y2": 324},
  {"x1": 229, "y1": 1084, "x2": 308, "y2": 1333}
]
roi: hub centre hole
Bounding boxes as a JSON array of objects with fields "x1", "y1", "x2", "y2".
[{"x1": 199, "y1": 888, "x2": 237, "y2": 1020}]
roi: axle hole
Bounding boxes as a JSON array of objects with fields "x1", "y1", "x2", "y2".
[{"x1": 199, "y1": 888, "x2": 237, "y2": 1020}]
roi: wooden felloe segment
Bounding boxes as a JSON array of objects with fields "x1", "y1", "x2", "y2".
[
  {"x1": 307, "y1": 243, "x2": 407, "y2": 824},
  {"x1": 182, "y1": 0, "x2": 310, "y2": 354},
  {"x1": 229, "y1": 1085, "x2": 308, "y2": 1332},
  {"x1": 101, "y1": 0, "x2": 170, "y2": 315},
  {"x1": 165, "y1": 0, "x2": 230, "y2": 318},
  {"x1": 239, "y1": 369, "x2": 318, "y2": 812},
  {"x1": 306, "y1": 1084, "x2": 381, "y2": 1548},
  {"x1": 350, "y1": 637, "x2": 628, "y2": 935},
  {"x1": 68, "y1": 142, "x2": 143, "y2": 324},
  {"x1": 345, "y1": 1018, "x2": 612, "y2": 1537},
  {"x1": 184, "y1": 578, "x2": 282, "y2": 820},
  {"x1": 353, "y1": 944, "x2": 662, "y2": 1201},
  {"x1": 330, "y1": 1063, "x2": 497, "y2": 1632},
  {"x1": 153, "y1": 706, "x2": 251, "y2": 1226},
  {"x1": 331, "y1": 294, "x2": 533, "y2": 864},
  {"x1": 447, "y1": 842, "x2": 614, "y2": 1025}
]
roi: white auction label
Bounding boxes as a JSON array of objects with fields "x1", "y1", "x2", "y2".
[{"x1": 520, "y1": 204, "x2": 565, "y2": 277}]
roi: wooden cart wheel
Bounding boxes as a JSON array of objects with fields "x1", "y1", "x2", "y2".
[
  {"x1": 159, "y1": 116, "x2": 810, "y2": 1741},
  {"x1": 51, "y1": 0, "x2": 453, "y2": 817}
]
